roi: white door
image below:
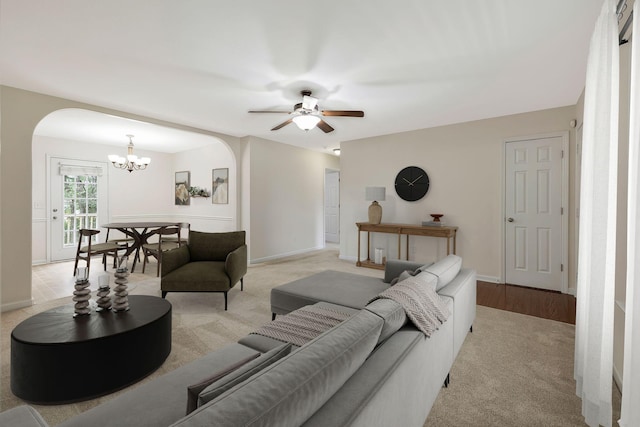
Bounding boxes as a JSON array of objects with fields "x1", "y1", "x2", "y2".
[
  {"x1": 325, "y1": 170, "x2": 340, "y2": 243},
  {"x1": 505, "y1": 136, "x2": 566, "y2": 291},
  {"x1": 49, "y1": 158, "x2": 109, "y2": 261}
]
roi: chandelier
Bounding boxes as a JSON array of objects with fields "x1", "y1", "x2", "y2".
[{"x1": 108, "y1": 135, "x2": 151, "y2": 172}]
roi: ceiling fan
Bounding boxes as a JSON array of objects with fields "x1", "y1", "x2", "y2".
[{"x1": 248, "y1": 90, "x2": 364, "y2": 133}]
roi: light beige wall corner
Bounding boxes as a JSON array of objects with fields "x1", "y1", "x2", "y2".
[
  {"x1": 613, "y1": 40, "x2": 633, "y2": 389},
  {"x1": 248, "y1": 136, "x2": 339, "y2": 262},
  {"x1": 339, "y1": 106, "x2": 577, "y2": 283},
  {"x1": 0, "y1": 86, "x2": 243, "y2": 311}
]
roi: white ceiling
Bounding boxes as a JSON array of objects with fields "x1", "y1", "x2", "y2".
[{"x1": 0, "y1": 1, "x2": 603, "y2": 154}]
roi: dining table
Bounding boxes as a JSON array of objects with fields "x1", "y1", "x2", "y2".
[{"x1": 102, "y1": 222, "x2": 180, "y2": 273}]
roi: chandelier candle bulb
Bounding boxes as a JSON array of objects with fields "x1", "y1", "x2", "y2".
[{"x1": 109, "y1": 134, "x2": 151, "y2": 173}]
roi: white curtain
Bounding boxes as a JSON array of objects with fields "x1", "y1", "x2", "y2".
[
  {"x1": 620, "y1": 5, "x2": 640, "y2": 427},
  {"x1": 574, "y1": 0, "x2": 619, "y2": 426}
]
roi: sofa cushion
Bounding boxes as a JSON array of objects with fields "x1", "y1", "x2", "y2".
[
  {"x1": 196, "y1": 342, "x2": 292, "y2": 410},
  {"x1": 185, "y1": 352, "x2": 260, "y2": 415},
  {"x1": 413, "y1": 271, "x2": 438, "y2": 291},
  {"x1": 390, "y1": 267, "x2": 421, "y2": 285},
  {"x1": 271, "y1": 270, "x2": 390, "y2": 315},
  {"x1": 420, "y1": 254, "x2": 462, "y2": 291},
  {"x1": 383, "y1": 260, "x2": 432, "y2": 283},
  {"x1": 162, "y1": 261, "x2": 230, "y2": 292},
  {"x1": 173, "y1": 309, "x2": 384, "y2": 427},
  {"x1": 364, "y1": 299, "x2": 407, "y2": 344},
  {"x1": 59, "y1": 343, "x2": 260, "y2": 427}
]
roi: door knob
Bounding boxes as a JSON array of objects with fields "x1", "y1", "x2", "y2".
[
  {"x1": 507, "y1": 217, "x2": 514, "y2": 222},
  {"x1": 53, "y1": 216, "x2": 58, "y2": 220}
]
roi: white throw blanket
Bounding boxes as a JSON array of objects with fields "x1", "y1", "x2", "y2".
[{"x1": 369, "y1": 275, "x2": 450, "y2": 337}]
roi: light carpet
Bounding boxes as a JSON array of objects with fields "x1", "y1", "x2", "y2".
[{"x1": 1, "y1": 248, "x2": 621, "y2": 426}]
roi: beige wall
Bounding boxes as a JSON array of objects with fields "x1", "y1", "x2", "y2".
[
  {"x1": 247, "y1": 136, "x2": 339, "y2": 262},
  {"x1": 339, "y1": 106, "x2": 578, "y2": 286},
  {"x1": 0, "y1": 86, "x2": 244, "y2": 310}
]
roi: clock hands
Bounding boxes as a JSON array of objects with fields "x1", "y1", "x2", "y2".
[{"x1": 401, "y1": 175, "x2": 424, "y2": 186}]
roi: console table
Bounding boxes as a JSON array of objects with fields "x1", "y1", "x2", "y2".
[
  {"x1": 11, "y1": 295, "x2": 172, "y2": 404},
  {"x1": 356, "y1": 222, "x2": 458, "y2": 270}
]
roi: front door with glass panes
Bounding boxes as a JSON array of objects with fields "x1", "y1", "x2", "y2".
[{"x1": 49, "y1": 158, "x2": 109, "y2": 261}]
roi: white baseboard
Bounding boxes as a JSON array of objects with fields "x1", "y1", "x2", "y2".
[
  {"x1": 477, "y1": 275, "x2": 501, "y2": 283},
  {"x1": 32, "y1": 259, "x2": 48, "y2": 266},
  {"x1": 339, "y1": 254, "x2": 358, "y2": 262},
  {"x1": 250, "y1": 246, "x2": 324, "y2": 264},
  {"x1": 1, "y1": 298, "x2": 34, "y2": 313},
  {"x1": 613, "y1": 364, "x2": 623, "y2": 393}
]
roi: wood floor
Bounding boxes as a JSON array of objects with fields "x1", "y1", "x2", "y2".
[{"x1": 477, "y1": 281, "x2": 576, "y2": 324}]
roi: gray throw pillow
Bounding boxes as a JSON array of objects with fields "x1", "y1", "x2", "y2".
[
  {"x1": 197, "y1": 342, "x2": 292, "y2": 409},
  {"x1": 186, "y1": 353, "x2": 260, "y2": 415},
  {"x1": 390, "y1": 268, "x2": 421, "y2": 285}
]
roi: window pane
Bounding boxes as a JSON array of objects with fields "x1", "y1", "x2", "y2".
[
  {"x1": 87, "y1": 184, "x2": 97, "y2": 198},
  {"x1": 87, "y1": 199, "x2": 97, "y2": 213},
  {"x1": 87, "y1": 176, "x2": 97, "y2": 183},
  {"x1": 75, "y1": 217, "x2": 85, "y2": 230},
  {"x1": 64, "y1": 183, "x2": 75, "y2": 198},
  {"x1": 76, "y1": 183, "x2": 87, "y2": 198},
  {"x1": 64, "y1": 200, "x2": 75, "y2": 215},
  {"x1": 64, "y1": 217, "x2": 73, "y2": 231}
]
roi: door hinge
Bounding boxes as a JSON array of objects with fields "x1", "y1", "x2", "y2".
[
  {"x1": 561, "y1": 264, "x2": 564, "y2": 272},
  {"x1": 561, "y1": 207, "x2": 564, "y2": 215}
]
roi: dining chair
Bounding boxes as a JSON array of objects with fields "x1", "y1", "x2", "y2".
[
  {"x1": 141, "y1": 226, "x2": 183, "y2": 277},
  {"x1": 160, "y1": 222, "x2": 190, "y2": 246},
  {"x1": 105, "y1": 228, "x2": 140, "y2": 262},
  {"x1": 73, "y1": 229, "x2": 122, "y2": 276}
]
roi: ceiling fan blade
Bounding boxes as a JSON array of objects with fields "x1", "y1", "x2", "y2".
[
  {"x1": 316, "y1": 119, "x2": 335, "y2": 133},
  {"x1": 321, "y1": 110, "x2": 365, "y2": 117},
  {"x1": 271, "y1": 119, "x2": 293, "y2": 131},
  {"x1": 248, "y1": 110, "x2": 291, "y2": 114},
  {"x1": 302, "y1": 95, "x2": 318, "y2": 110}
]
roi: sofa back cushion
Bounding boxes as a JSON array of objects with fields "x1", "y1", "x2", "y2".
[
  {"x1": 364, "y1": 299, "x2": 407, "y2": 344},
  {"x1": 186, "y1": 352, "x2": 262, "y2": 415},
  {"x1": 419, "y1": 254, "x2": 462, "y2": 291},
  {"x1": 188, "y1": 231, "x2": 245, "y2": 262},
  {"x1": 194, "y1": 343, "x2": 292, "y2": 412},
  {"x1": 172, "y1": 309, "x2": 384, "y2": 427}
]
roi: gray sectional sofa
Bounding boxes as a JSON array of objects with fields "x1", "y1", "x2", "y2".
[{"x1": 2, "y1": 254, "x2": 476, "y2": 427}]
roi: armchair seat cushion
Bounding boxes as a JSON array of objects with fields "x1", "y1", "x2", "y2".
[{"x1": 162, "y1": 261, "x2": 231, "y2": 292}]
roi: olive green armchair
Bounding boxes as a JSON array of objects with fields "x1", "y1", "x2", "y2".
[{"x1": 160, "y1": 230, "x2": 247, "y2": 310}]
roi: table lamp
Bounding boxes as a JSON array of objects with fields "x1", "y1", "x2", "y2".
[{"x1": 365, "y1": 187, "x2": 386, "y2": 224}]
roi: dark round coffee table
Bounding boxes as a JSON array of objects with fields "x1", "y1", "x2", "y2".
[{"x1": 11, "y1": 295, "x2": 171, "y2": 404}]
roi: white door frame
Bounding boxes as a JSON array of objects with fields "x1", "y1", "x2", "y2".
[
  {"x1": 47, "y1": 155, "x2": 110, "y2": 262},
  {"x1": 324, "y1": 168, "x2": 340, "y2": 244},
  {"x1": 502, "y1": 131, "x2": 569, "y2": 293}
]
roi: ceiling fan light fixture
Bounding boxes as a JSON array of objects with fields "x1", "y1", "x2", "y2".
[{"x1": 292, "y1": 114, "x2": 321, "y2": 131}]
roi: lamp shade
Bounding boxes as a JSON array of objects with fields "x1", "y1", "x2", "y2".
[
  {"x1": 292, "y1": 115, "x2": 321, "y2": 130},
  {"x1": 365, "y1": 187, "x2": 386, "y2": 202}
]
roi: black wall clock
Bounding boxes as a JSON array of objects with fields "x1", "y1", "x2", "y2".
[{"x1": 394, "y1": 166, "x2": 430, "y2": 201}]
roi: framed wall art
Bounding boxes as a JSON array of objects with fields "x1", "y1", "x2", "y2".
[
  {"x1": 175, "y1": 171, "x2": 191, "y2": 205},
  {"x1": 212, "y1": 168, "x2": 229, "y2": 204}
]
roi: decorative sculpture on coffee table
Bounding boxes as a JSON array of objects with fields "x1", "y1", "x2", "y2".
[
  {"x1": 73, "y1": 267, "x2": 91, "y2": 317},
  {"x1": 96, "y1": 273, "x2": 112, "y2": 312},
  {"x1": 112, "y1": 256, "x2": 130, "y2": 312}
]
